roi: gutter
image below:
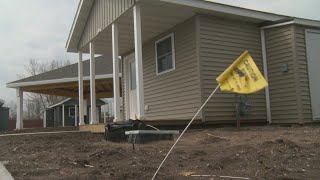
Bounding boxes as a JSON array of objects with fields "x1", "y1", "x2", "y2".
[
  {"x1": 261, "y1": 18, "x2": 320, "y2": 30},
  {"x1": 261, "y1": 20, "x2": 295, "y2": 29},
  {"x1": 260, "y1": 29, "x2": 272, "y2": 124}
]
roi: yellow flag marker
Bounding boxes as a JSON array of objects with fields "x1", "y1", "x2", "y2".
[{"x1": 216, "y1": 50, "x2": 268, "y2": 94}]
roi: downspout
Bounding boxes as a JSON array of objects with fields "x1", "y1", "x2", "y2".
[
  {"x1": 260, "y1": 20, "x2": 295, "y2": 124},
  {"x1": 260, "y1": 29, "x2": 272, "y2": 124}
]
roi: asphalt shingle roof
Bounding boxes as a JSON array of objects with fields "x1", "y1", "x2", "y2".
[{"x1": 9, "y1": 56, "x2": 114, "y2": 84}]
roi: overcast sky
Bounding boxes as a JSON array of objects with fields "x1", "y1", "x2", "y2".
[{"x1": 0, "y1": 0, "x2": 319, "y2": 104}]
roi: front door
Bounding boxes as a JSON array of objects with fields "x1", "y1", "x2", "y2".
[{"x1": 128, "y1": 59, "x2": 137, "y2": 119}]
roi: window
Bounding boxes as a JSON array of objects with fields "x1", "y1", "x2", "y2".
[
  {"x1": 69, "y1": 107, "x2": 75, "y2": 117},
  {"x1": 155, "y1": 33, "x2": 175, "y2": 75}
]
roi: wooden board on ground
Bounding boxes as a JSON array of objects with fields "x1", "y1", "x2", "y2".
[{"x1": 79, "y1": 124, "x2": 106, "y2": 133}]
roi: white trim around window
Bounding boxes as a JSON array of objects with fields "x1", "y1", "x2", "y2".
[{"x1": 155, "y1": 33, "x2": 176, "y2": 76}]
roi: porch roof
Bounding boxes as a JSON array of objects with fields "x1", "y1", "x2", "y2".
[
  {"x1": 7, "y1": 56, "x2": 121, "y2": 99},
  {"x1": 66, "y1": 0, "x2": 320, "y2": 55}
]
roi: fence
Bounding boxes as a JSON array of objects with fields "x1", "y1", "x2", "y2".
[{"x1": 8, "y1": 119, "x2": 43, "y2": 130}]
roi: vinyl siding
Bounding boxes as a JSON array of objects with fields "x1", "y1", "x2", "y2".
[
  {"x1": 198, "y1": 15, "x2": 267, "y2": 123},
  {"x1": 123, "y1": 17, "x2": 201, "y2": 121},
  {"x1": 79, "y1": 0, "x2": 135, "y2": 49},
  {"x1": 265, "y1": 25, "x2": 300, "y2": 123}
]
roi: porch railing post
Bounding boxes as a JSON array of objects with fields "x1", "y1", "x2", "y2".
[
  {"x1": 43, "y1": 110, "x2": 47, "y2": 128},
  {"x1": 62, "y1": 104, "x2": 65, "y2": 127},
  {"x1": 75, "y1": 105, "x2": 78, "y2": 126}
]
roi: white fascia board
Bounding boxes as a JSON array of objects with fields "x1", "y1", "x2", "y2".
[
  {"x1": 66, "y1": 0, "x2": 94, "y2": 52},
  {"x1": 294, "y1": 18, "x2": 320, "y2": 28},
  {"x1": 48, "y1": 98, "x2": 72, "y2": 109},
  {"x1": 6, "y1": 74, "x2": 122, "y2": 88},
  {"x1": 159, "y1": 0, "x2": 286, "y2": 21},
  {"x1": 65, "y1": 0, "x2": 84, "y2": 51}
]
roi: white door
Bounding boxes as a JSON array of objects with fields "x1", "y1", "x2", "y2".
[
  {"x1": 128, "y1": 59, "x2": 137, "y2": 119},
  {"x1": 306, "y1": 30, "x2": 320, "y2": 120}
]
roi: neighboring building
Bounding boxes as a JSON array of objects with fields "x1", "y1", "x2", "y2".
[
  {"x1": 44, "y1": 98, "x2": 106, "y2": 127},
  {"x1": 0, "y1": 99, "x2": 9, "y2": 130},
  {"x1": 7, "y1": 0, "x2": 320, "y2": 129}
]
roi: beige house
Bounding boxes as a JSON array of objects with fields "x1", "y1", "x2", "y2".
[{"x1": 8, "y1": 0, "x2": 320, "y2": 129}]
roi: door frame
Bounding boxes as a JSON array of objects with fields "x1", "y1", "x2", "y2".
[{"x1": 305, "y1": 29, "x2": 320, "y2": 121}]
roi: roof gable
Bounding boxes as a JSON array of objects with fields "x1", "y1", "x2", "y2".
[{"x1": 66, "y1": 0, "x2": 135, "y2": 52}]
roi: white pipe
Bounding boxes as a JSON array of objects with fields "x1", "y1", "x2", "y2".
[
  {"x1": 260, "y1": 29, "x2": 272, "y2": 124},
  {"x1": 146, "y1": 125, "x2": 159, "y2": 131}
]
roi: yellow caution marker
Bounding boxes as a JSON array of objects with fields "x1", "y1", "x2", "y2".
[{"x1": 216, "y1": 50, "x2": 268, "y2": 94}]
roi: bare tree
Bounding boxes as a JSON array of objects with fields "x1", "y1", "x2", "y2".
[{"x1": 20, "y1": 59, "x2": 71, "y2": 119}]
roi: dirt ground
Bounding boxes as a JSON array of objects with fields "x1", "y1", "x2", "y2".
[{"x1": 0, "y1": 126, "x2": 319, "y2": 180}]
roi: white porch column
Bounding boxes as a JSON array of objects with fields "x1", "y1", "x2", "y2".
[
  {"x1": 78, "y1": 51, "x2": 85, "y2": 125},
  {"x1": 62, "y1": 104, "x2": 65, "y2": 127},
  {"x1": 16, "y1": 88, "x2": 23, "y2": 129},
  {"x1": 43, "y1": 110, "x2": 47, "y2": 128},
  {"x1": 133, "y1": 4, "x2": 145, "y2": 119},
  {"x1": 75, "y1": 105, "x2": 78, "y2": 126},
  {"x1": 90, "y1": 42, "x2": 97, "y2": 124},
  {"x1": 112, "y1": 23, "x2": 121, "y2": 122}
]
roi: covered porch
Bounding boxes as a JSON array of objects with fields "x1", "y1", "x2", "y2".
[
  {"x1": 66, "y1": 0, "x2": 204, "y2": 124},
  {"x1": 7, "y1": 56, "x2": 119, "y2": 129}
]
